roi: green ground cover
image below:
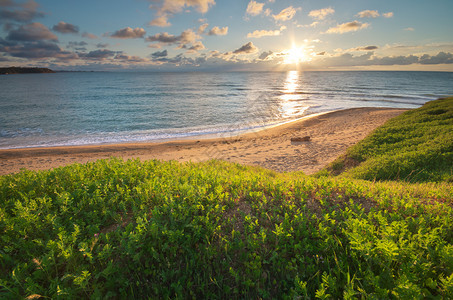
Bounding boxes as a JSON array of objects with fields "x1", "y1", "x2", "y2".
[
  {"x1": 326, "y1": 97, "x2": 453, "y2": 183},
  {"x1": 1, "y1": 98, "x2": 452, "y2": 298},
  {"x1": 1, "y1": 159, "x2": 452, "y2": 298}
]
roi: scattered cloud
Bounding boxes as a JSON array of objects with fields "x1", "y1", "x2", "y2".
[
  {"x1": 317, "y1": 51, "x2": 453, "y2": 67},
  {"x1": 404, "y1": 27, "x2": 415, "y2": 31},
  {"x1": 382, "y1": 12, "x2": 394, "y2": 18},
  {"x1": 150, "y1": 53, "x2": 202, "y2": 66},
  {"x1": 7, "y1": 22, "x2": 58, "y2": 41},
  {"x1": 337, "y1": 46, "x2": 379, "y2": 52},
  {"x1": 0, "y1": 39, "x2": 77, "y2": 60},
  {"x1": 146, "y1": 32, "x2": 179, "y2": 44},
  {"x1": 187, "y1": 41, "x2": 206, "y2": 52},
  {"x1": 52, "y1": 21, "x2": 79, "y2": 34},
  {"x1": 233, "y1": 41, "x2": 258, "y2": 54},
  {"x1": 325, "y1": 21, "x2": 369, "y2": 34},
  {"x1": 208, "y1": 26, "x2": 228, "y2": 36},
  {"x1": 149, "y1": 0, "x2": 216, "y2": 27},
  {"x1": 419, "y1": 52, "x2": 453, "y2": 65},
  {"x1": 67, "y1": 41, "x2": 87, "y2": 49},
  {"x1": 151, "y1": 49, "x2": 168, "y2": 57},
  {"x1": 273, "y1": 6, "x2": 299, "y2": 22},
  {"x1": 96, "y1": 43, "x2": 108, "y2": 48},
  {"x1": 197, "y1": 23, "x2": 209, "y2": 34},
  {"x1": 356, "y1": 45, "x2": 378, "y2": 51},
  {"x1": 82, "y1": 32, "x2": 98, "y2": 39},
  {"x1": 246, "y1": 1, "x2": 264, "y2": 16},
  {"x1": 149, "y1": 15, "x2": 171, "y2": 27},
  {"x1": 258, "y1": 50, "x2": 273, "y2": 60},
  {"x1": 111, "y1": 27, "x2": 146, "y2": 39},
  {"x1": 308, "y1": 7, "x2": 334, "y2": 20},
  {"x1": 247, "y1": 29, "x2": 279, "y2": 38},
  {"x1": 114, "y1": 54, "x2": 149, "y2": 63},
  {"x1": 146, "y1": 29, "x2": 201, "y2": 49},
  {"x1": 79, "y1": 49, "x2": 116, "y2": 60},
  {"x1": 356, "y1": 10, "x2": 380, "y2": 18},
  {"x1": 0, "y1": 0, "x2": 44, "y2": 23},
  {"x1": 247, "y1": 26, "x2": 285, "y2": 38},
  {"x1": 297, "y1": 21, "x2": 319, "y2": 28}
]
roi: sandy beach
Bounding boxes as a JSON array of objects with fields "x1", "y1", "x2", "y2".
[{"x1": 0, "y1": 107, "x2": 407, "y2": 176}]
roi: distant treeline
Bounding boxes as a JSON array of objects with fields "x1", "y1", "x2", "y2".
[{"x1": 0, "y1": 67, "x2": 55, "y2": 74}]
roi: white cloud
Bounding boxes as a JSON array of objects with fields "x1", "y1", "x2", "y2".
[
  {"x1": 233, "y1": 41, "x2": 258, "y2": 54},
  {"x1": 247, "y1": 29, "x2": 280, "y2": 38},
  {"x1": 308, "y1": 7, "x2": 334, "y2": 20},
  {"x1": 149, "y1": 0, "x2": 216, "y2": 27},
  {"x1": 325, "y1": 21, "x2": 369, "y2": 34},
  {"x1": 273, "y1": 6, "x2": 299, "y2": 22},
  {"x1": 247, "y1": 25, "x2": 285, "y2": 38},
  {"x1": 149, "y1": 15, "x2": 171, "y2": 27},
  {"x1": 187, "y1": 41, "x2": 206, "y2": 53},
  {"x1": 316, "y1": 51, "x2": 453, "y2": 67},
  {"x1": 197, "y1": 23, "x2": 209, "y2": 34},
  {"x1": 356, "y1": 10, "x2": 380, "y2": 18},
  {"x1": 146, "y1": 29, "x2": 202, "y2": 49},
  {"x1": 110, "y1": 27, "x2": 146, "y2": 39},
  {"x1": 246, "y1": 1, "x2": 264, "y2": 16},
  {"x1": 208, "y1": 26, "x2": 228, "y2": 36},
  {"x1": 154, "y1": 0, "x2": 215, "y2": 14},
  {"x1": 383, "y1": 12, "x2": 394, "y2": 18},
  {"x1": 297, "y1": 21, "x2": 319, "y2": 28},
  {"x1": 404, "y1": 27, "x2": 415, "y2": 31}
]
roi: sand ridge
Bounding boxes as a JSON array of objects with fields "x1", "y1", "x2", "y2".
[{"x1": 0, "y1": 107, "x2": 407, "y2": 175}]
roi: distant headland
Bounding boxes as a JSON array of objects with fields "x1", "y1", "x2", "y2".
[{"x1": 0, "y1": 67, "x2": 55, "y2": 75}]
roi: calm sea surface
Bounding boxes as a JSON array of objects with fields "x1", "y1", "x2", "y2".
[{"x1": 1, "y1": 71, "x2": 452, "y2": 149}]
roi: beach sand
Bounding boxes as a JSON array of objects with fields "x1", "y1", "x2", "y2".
[{"x1": 0, "y1": 107, "x2": 407, "y2": 176}]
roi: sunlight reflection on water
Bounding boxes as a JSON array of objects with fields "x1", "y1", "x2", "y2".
[
  {"x1": 1, "y1": 71, "x2": 451, "y2": 148},
  {"x1": 279, "y1": 71, "x2": 309, "y2": 118}
]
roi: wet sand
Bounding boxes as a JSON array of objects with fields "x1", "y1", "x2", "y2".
[{"x1": 0, "y1": 107, "x2": 407, "y2": 175}]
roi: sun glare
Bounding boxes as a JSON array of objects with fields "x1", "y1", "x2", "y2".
[{"x1": 283, "y1": 46, "x2": 312, "y2": 65}]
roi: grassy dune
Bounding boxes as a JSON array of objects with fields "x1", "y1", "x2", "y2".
[
  {"x1": 1, "y1": 98, "x2": 452, "y2": 298},
  {"x1": 326, "y1": 97, "x2": 453, "y2": 183}
]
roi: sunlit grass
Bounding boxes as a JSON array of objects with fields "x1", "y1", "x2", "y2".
[
  {"x1": 1, "y1": 98, "x2": 452, "y2": 298},
  {"x1": 1, "y1": 157, "x2": 452, "y2": 298},
  {"x1": 325, "y1": 97, "x2": 453, "y2": 182}
]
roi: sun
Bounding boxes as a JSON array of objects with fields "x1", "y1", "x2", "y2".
[{"x1": 283, "y1": 46, "x2": 312, "y2": 65}]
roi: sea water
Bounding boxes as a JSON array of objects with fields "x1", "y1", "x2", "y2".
[{"x1": 1, "y1": 71, "x2": 452, "y2": 149}]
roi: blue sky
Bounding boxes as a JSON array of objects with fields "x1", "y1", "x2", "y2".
[{"x1": 1, "y1": 0, "x2": 452, "y2": 71}]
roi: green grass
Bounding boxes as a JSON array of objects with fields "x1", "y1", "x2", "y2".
[
  {"x1": 1, "y1": 158, "x2": 452, "y2": 298},
  {"x1": 325, "y1": 97, "x2": 453, "y2": 183},
  {"x1": 1, "y1": 98, "x2": 453, "y2": 298}
]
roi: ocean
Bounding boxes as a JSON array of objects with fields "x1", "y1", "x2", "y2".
[{"x1": 1, "y1": 71, "x2": 452, "y2": 149}]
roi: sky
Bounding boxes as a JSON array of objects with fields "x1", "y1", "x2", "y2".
[{"x1": 1, "y1": 0, "x2": 453, "y2": 71}]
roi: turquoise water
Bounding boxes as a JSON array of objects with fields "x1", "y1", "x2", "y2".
[{"x1": 1, "y1": 71, "x2": 452, "y2": 149}]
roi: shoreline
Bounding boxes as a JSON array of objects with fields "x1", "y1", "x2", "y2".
[{"x1": 0, "y1": 107, "x2": 408, "y2": 175}]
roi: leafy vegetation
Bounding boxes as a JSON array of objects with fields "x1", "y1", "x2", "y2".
[
  {"x1": 326, "y1": 97, "x2": 453, "y2": 182},
  {"x1": 1, "y1": 158, "x2": 452, "y2": 298},
  {"x1": 1, "y1": 98, "x2": 452, "y2": 298}
]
